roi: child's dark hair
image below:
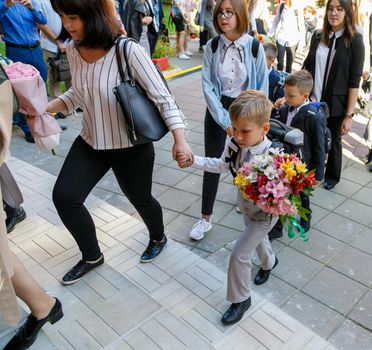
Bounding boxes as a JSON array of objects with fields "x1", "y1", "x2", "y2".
[
  {"x1": 263, "y1": 43, "x2": 277, "y2": 60},
  {"x1": 229, "y1": 90, "x2": 273, "y2": 126},
  {"x1": 284, "y1": 70, "x2": 314, "y2": 94}
]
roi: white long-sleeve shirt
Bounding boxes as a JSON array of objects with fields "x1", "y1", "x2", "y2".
[{"x1": 59, "y1": 38, "x2": 186, "y2": 150}]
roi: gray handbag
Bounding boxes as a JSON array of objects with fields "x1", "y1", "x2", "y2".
[
  {"x1": 113, "y1": 37, "x2": 169, "y2": 145},
  {"x1": 48, "y1": 51, "x2": 71, "y2": 82}
]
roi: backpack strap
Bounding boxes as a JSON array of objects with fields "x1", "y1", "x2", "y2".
[
  {"x1": 224, "y1": 137, "x2": 241, "y2": 178},
  {"x1": 279, "y1": 2, "x2": 285, "y2": 17},
  {"x1": 211, "y1": 35, "x2": 220, "y2": 54},
  {"x1": 211, "y1": 35, "x2": 259, "y2": 59}
]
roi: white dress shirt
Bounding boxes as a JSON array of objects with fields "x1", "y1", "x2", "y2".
[
  {"x1": 311, "y1": 28, "x2": 345, "y2": 102},
  {"x1": 219, "y1": 34, "x2": 249, "y2": 98},
  {"x1": 193, "y1": 136, "x2": 272, "y2": 173}
]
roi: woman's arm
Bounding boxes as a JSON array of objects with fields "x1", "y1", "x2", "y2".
[{"x1": 47, "y1": 98, "x2": 68, "y2": 114}]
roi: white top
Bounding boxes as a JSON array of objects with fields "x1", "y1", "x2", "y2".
[
  {"x1": 267, "y1": 4, "x2": 304, "y2": 47},
  {"x1": 219, "y1": 34, "x2": 249, "y2": 98},
  {"x1": 249, "y1": 0, "x2": 270, "y2": 33},
  {"x1": 193, "y1": 136, "x2": 272, "y2": 173},
  {"x1": 38, "y1": 0, "x2": 62, "y2": 53},
  {"x1": 311, "y1": 28, "x2": 345, "y2": 102},
  {"x1": 59, "y1": 39, "x2": 186, "y2": 150}
]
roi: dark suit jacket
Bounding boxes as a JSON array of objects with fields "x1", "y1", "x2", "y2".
[
  {"x1": 303, "y1": 30, "x2": 364, "y2": 117},
  {"x1": 272, "y1": 104, "x2": 326, "y2": 180}
]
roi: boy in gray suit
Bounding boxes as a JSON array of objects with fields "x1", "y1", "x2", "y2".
[{"x1": 177, "y1": 90, "x2": 278, "y2": 325}]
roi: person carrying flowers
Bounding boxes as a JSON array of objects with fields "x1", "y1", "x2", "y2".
[
  {"x1": 178, "y1": 90, "x2": 315, "y2": 326},
  {"x1": 178, "y1": 90, "x2": 280, "y2": 325}
]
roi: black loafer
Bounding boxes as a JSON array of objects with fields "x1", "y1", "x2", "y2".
[
  {"x1": 140, "y1": 236, "x2": 167, "y2": 263},
  {"x1": 6, "y1": 206, "x2": 27, "y2": 233},
  {"x1": 25, "y1": 133, "x2": 35, "y2": 143},
  {"x1": 62, "y1": 255, "x2": 104, "y2": 285},
  {"x1": 324, "y1": 181, "x2": 336, "y2": 190},
  {"x1": 4, "y1": 298, "x2": 63, "y2": 350},
  {"x1": 221, "y1": 297, "x2": 251, "y2": 325},
  {"x1": 254, "y1": 257, "x2": 279, "y2": 285}
]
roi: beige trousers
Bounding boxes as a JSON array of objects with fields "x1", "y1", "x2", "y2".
[{"x1": 226, "y1": 195, "x2": 277, "y2": 303}]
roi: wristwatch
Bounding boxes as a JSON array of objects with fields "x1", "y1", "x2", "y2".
[{"x1": 346, "y1": 113, "x2": 355, "y2": 119}]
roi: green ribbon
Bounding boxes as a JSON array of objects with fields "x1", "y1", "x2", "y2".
[{"x1": 287, "y1": 215, "x2": 309, "y2": 241}]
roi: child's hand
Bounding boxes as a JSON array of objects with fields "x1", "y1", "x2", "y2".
[
  {"x1": 274, "y1": 97, "x2": 286, "y2": 110},
  {"x1": 176, "y1": 152, "x2": 193, "y2": 168}
]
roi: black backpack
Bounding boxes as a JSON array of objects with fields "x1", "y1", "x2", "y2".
[
  {"x1": 211, "y1": 35, "x2": 260, "y2": 59},
  {"x1": 305, "y1": 102, "x2": 332, "y2": 153}
]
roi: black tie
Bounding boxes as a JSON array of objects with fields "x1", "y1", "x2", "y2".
[{"x1": 322, "y1": 34, "x2": 335, "y2": 97}]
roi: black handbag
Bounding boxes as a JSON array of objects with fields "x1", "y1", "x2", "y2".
[
  {"x1": 48, "y1": 51, "x2": 71, "y2": 82},
  {"x1": 113, "y1": 37, "x2": 169, "y2": 145}
]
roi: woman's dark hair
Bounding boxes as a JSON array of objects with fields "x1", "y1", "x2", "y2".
[
  {"x1": 322, "y1": 0, "x2": 356, "y2": 48},
  {"x1": 51, "y1": 0, "x2": 121, "y2": 49}
]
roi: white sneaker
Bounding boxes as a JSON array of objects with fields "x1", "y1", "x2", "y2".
[
  {"x1": 184, "y1": 50, "x2": 193, "y2": 56},
  {"x1": 178, "y1": 53, "x2": 191, "y2": 60},
  {"x1": 189, "y1": 218, "x2": 212, "y2": 240}
]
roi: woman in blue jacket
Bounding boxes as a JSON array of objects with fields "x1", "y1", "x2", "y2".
[{"x1": 189, "y1": 0, "x2": 268, "y2": 241}]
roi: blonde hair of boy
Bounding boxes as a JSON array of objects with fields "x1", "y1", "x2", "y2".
[
  {"x1": 263, "y1": 43, "x2": 278, "y2": 61},
  {"x1": 284, "y1": 70, "x2": 314, "y2": 95},
  {"x1": 229, "y1": 90, "x2": 273, "y2": 126}
]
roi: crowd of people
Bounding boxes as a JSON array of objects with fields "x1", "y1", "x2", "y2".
[{"x1": 0, "y1": 0, "x2": 371, "y2": 348}]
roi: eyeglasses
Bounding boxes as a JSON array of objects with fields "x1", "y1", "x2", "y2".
[
  {"x1": 327, "y1": 6, "x2": 345, "y2": 13},
  {"x1": 217, "y1": 11, "x2": 235, "y2": 19}
]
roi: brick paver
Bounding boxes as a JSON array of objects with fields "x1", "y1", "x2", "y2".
[{"x1": 0, "y1": 158, "x2": 335, "y2": 350}]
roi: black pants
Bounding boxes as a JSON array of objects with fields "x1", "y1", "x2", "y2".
[
  {"x1": 276, "y1": 41, "x2": 297, "y2": 73},
  {"x1": 53, "y1": 137, "x2": 164, "y2": 261},
  {"x1": 325, "y1": 116, "x2": 343, "y2": 185},
  {"x1": 202, "y1": 96, "x2": 235, "y2": 216},
  {"x1": 199, "y1": 30, "x2": 209, "y2": 48}
]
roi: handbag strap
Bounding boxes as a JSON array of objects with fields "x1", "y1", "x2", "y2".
[{"x1": 115, "y1": 36, "x2": 137, "y2": 84}]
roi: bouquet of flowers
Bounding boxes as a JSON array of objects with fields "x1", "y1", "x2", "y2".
[
  {"x1": 234, "y1": 148, "x2": 315, "y2": 241},
  {"x1": 4, "y1": 62, "x2": 61, "y2": 154}
]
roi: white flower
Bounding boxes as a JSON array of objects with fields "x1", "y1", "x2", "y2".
[
  {"x1": 269, "y1": 147, "x2": 283, "y2": 156},
  {"x1": 248, "y1": 171, "x2": 258, "y2": 183},
  {"x1": 264, "y1": 165, "x2": 278, "y2": 180}
]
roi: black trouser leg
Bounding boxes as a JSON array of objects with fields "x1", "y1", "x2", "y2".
[
  {"x1": 276, "y1": 41, "x2": 285, "y2": 72},
  {"x1": 201, "y1": 109, "x2": 227, "y2": 216},
  {"x1": 285, "y1": 44, "x2": 297, "y2": 73},
  {"x1": 325, "y1": 117, "x2": 343, "y2": 185}
]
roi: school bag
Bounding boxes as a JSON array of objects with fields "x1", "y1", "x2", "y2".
[
  {"x1": 211, "y1": 35, "x2": 260, "y2": 59},
  {"x1": 272, "y1": 69, "x2": 288, "y2": 101},
  {"x1": 305, "y1": 102, "x2": 332, "y2": 153}
]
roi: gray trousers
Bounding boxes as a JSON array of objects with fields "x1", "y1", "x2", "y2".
[
  {"x1": 0, "y1": 163, "x2": 23, "y2": 209},
  {"x1": 227, "y1": 196, "x2": 277, "y2": 303}
]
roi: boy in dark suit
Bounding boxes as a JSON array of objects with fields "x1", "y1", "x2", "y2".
[{"x1": 269, "y1": 70, "x2": 325, "y2": 239}]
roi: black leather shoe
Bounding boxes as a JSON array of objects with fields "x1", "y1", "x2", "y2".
[
  {"x1": 324, "y1": 181, "x2": 336, "y2": 190},
  {"x1": 6, "y1": 207, "x2": 27, "y2": 233},
  {"x1": 300, "y1": 215, "x2": 311, "y2": 233},
  {"x1": 254, "y1": 257, "x2": 279, "y2": 285},
  {"x1": 55, "y1": 112, "x2": 67, "y2": 119},
  {"x1": 221, "y1": 297, "x2": 251, "y2": 325},
  {"x1": 4, "y1": 298, "x2": 63, "y2": 350},
  {"x1": 62, "y1": 255, "x2": 104, "y2": 285},
  {"x1": 140, "y1": 236, "x2": 167, "y2": 263},
  {"x1": 25, "y1": 133, "x2": 35, "y2": 143}
]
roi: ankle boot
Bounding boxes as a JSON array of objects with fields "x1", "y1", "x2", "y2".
[{"x1": 4, "y1": 298, "x2": 63, "y2": 350}]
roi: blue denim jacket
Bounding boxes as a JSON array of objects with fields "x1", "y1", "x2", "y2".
[{"x1": 202, "y1": 35, "x2": 269, "y2": 130}]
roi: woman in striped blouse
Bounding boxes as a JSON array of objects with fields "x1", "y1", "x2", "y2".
[{"x1": 47, "y1": 0, "x2": 193, "y2": 285}]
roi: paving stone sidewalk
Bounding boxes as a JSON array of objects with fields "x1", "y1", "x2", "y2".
[
  {"x1": 7, "y1": 65, "x2": 372, "y2": 348},
  {"x1": 0, "y1": 157, "x2": 337, "y2": 350}
]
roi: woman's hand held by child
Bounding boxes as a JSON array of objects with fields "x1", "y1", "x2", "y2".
[{"x1": 176, "y1": 152, "x2": 192, "y2": 168}]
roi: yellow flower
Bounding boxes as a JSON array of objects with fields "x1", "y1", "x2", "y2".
[
  {"x1": 295, "y1": 161, "x2": 308, "y2": 173},
  {"x1": 281, "y1": 159, "x2": 296, "y2": 180}
]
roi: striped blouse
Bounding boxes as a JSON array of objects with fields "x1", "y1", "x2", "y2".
[{"x1": 58, "y1": 38, "x2": 186, "y2": 150}]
